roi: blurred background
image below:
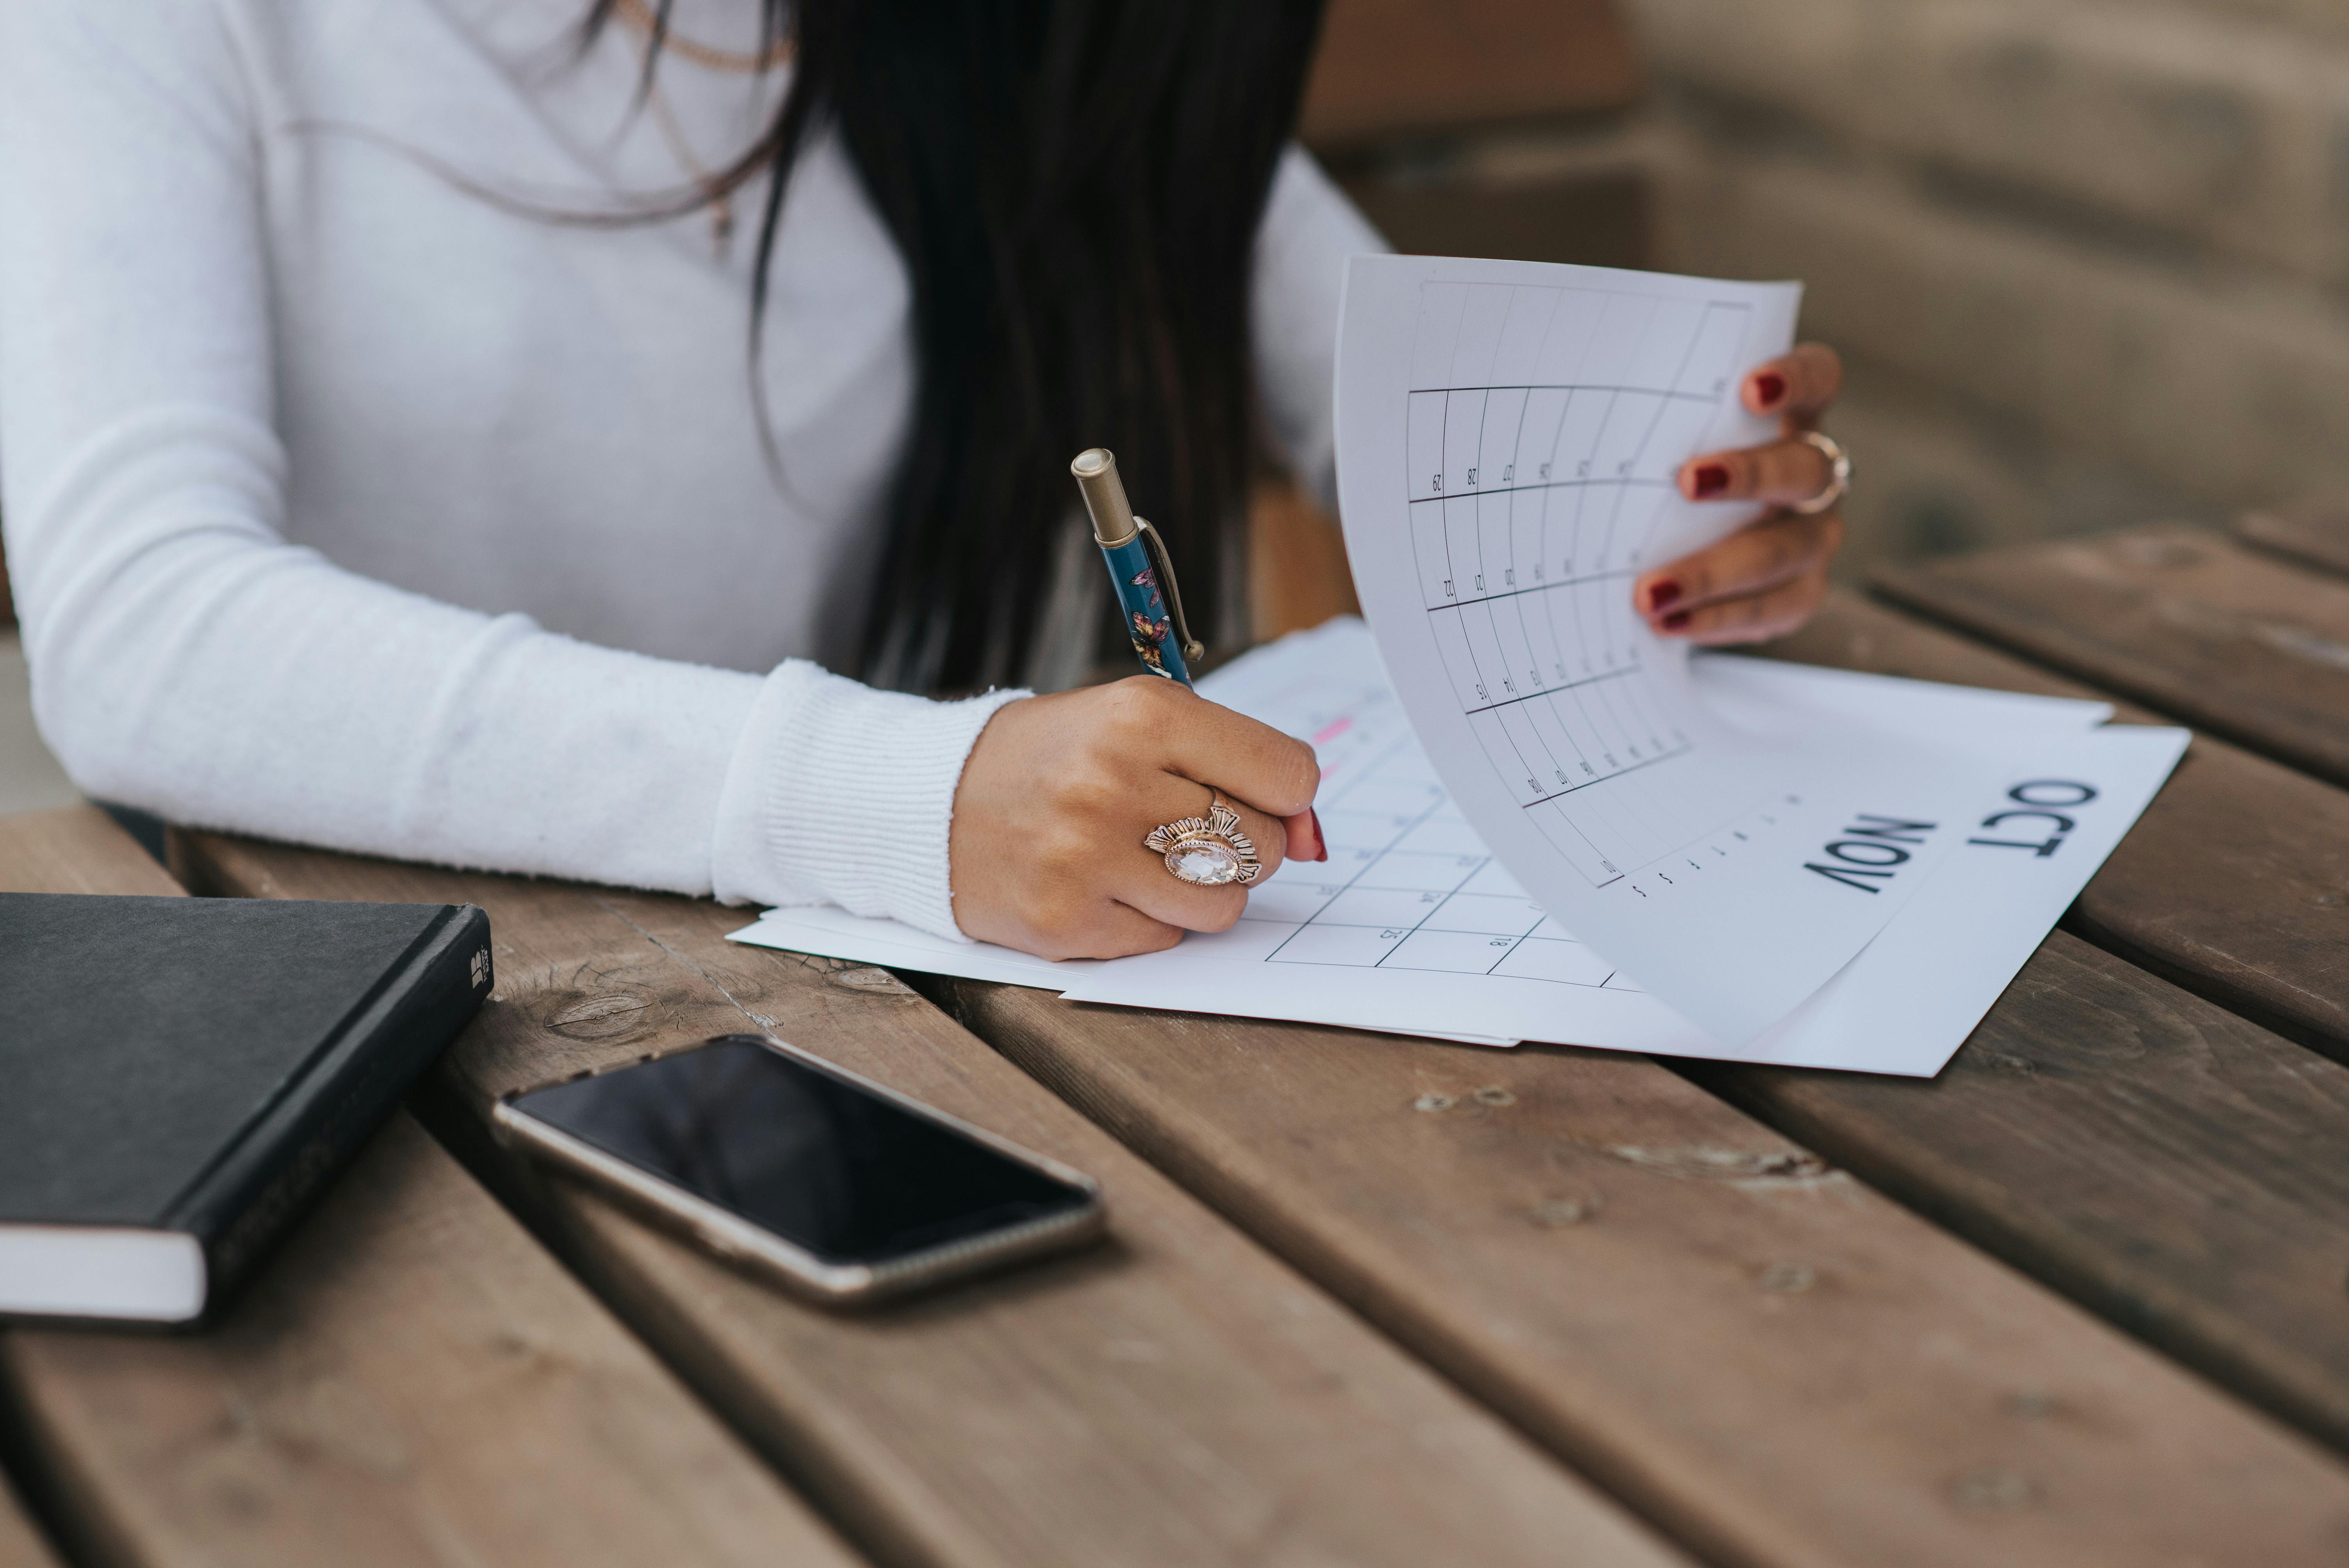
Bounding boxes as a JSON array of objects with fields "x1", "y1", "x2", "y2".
[
  {"x1": 7, "y1": 0, "x2": 2339, "y2": 805},
  {"x1": 1307, "y1": 0, "x2": 2349, "y2": 582}
]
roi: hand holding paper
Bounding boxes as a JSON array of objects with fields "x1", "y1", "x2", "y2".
[{"x1": 730, "y1": 257, "x2": 2188, "y2": 1076}]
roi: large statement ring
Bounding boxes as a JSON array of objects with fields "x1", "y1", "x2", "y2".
[
  {"x1": 1788, "y1": 429, "x2": 1852, "y2": 515},
  {"x1": 1144, "y1": 793, "x2": 1264, "y2": 886}
]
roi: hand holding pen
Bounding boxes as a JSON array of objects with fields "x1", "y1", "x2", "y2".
[
  {"x1": 1070, "y1": 447, "x2": 1327, "y2": 886},
  {"x1": 935, "y1": 450, "x2": 1326, "y2": 960}
]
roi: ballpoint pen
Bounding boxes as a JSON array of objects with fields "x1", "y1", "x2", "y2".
[
  {"x1": 1068, "y1": 446, "x2": 1329, "y2": 863},
  {"x1": 1070, "y1": 447, "x2": 1204, "y2": 687}
]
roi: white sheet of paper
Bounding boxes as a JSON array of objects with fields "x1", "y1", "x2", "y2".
[
  {"x1": 727, "y1": 619, "x2": 2186, "y2": 1076},
  {"x1": 1692, "y1": 654, "x2": 2115, "y2": 740},
  {"x1": 1726, "y1": 725, "x2": 2187, "y2": 1071},
  {"x1": 725, "y1": 905, "x2": 1521, "y2": 1049},
  {"x1": 1333, "y1": 255, "x2": 2028, "y2": 1044}
]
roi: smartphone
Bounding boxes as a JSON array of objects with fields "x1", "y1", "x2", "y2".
[{"x1": 492, "y1": 1034, "x2": 1105, "y2": 1307}]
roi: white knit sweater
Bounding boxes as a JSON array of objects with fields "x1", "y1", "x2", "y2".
[{"x1": 0, "y1": 0, "x2": 1382, "y2": 937}]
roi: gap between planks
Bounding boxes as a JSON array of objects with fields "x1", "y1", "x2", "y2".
[
  {"x1": 173, "y1": 830, "x2": 1688, "y2": 1568},
  {"x1": 1713, "y1": 592, "x2": 2349, "y2": 1452},
  {"x1": 161, "y1": 575, "x2": 2349, "y2": 1568},
  {"x1": 0, "y1": 806, "x2": 857, "y2": 1568},
  {"x1": 935, "y1": 970, "x2": 2349, "y2": 1568},
  {"x1": 1872, "y1": 524, "x2": 2349, "y2": 793},
  {"x1": 2231, "y1": 505, "x2": 2349, "y2": 583},
  {"x1": 1775, "y1": 589, "x2": 2349, "y2": 1062}
]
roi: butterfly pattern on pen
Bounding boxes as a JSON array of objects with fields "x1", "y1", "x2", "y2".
[{"x1": 1128, "y1": 568, "x2": 1174, "y2": 678}]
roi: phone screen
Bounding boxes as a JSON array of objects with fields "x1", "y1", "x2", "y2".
[{"x1": 510, "y1": 1037, "x2": 1093, "y2": 1265}]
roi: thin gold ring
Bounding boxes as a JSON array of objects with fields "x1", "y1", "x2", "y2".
[
  {"x1": 1788, "y1": 429, "x2": 1852, "y2": 516},
  {"x1": 1143, "y1": 789, "x2": 1264, "y2": 886}
]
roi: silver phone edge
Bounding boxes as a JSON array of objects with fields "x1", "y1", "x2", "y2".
[{"x1": 488, "y1": 1042, "x2": 1107, "y2": 1308}]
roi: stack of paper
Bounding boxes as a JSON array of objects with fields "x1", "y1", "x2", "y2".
[
  {"x1": 734, "y1": 620, "x2": 2182, "y2": 1076},
  {"x1": 730, "y1": 257, "x2": 2188, "y2": 1076}
]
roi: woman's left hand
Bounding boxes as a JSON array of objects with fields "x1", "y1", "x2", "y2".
[{"x1": 1633, "y1": 344, "x2": 1847, "y2": 645}]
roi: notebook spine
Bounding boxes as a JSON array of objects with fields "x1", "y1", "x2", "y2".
[{"x1": 171, "y1": 905, "x2": 493, "y2": 1324}]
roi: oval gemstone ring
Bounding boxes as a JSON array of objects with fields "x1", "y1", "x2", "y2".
[{"x1": 1143, "y1": 794, "x2": 1263, "y2": 886}]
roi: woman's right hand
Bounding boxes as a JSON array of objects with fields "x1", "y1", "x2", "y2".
[{"x1": 950, "y1": 677, "x2": 1326, "y2": 959}]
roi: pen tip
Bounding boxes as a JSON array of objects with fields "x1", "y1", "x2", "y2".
[{"x1": 1071, "y1": 447, "x2": 1114, "y2": 478}]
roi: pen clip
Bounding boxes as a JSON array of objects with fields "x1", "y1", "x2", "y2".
[{"x1": 1134, "y1": 517, "x2": 1205, "y2": 666}]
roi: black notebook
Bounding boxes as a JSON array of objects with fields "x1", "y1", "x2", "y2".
[{"x1": 0, "y1": 893, "x2": 492, "y2": 1327}]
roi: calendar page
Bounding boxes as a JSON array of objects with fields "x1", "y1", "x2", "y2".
[
  {"x1": 730, "y1": 618, "x2": 2181, "y2": 1076},
  {"x1": 1335, "y1": 256, "x2": 2015, "y2": 1043},
  {"x1": 1111, "y1": 626, "x2": 1624, "y2": 991}
]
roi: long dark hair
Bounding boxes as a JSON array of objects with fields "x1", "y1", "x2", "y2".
[{"x1": 584, "y1": 0, "x2": 1329, "y2": 691}]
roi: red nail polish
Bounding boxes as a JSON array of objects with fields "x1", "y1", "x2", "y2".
[
  {"x1": 1663, "y1": 610, "x2": 1691, "y2": 631},
  {"x1": 1310, "y1": 807, "x2": 1328, "y2": 862},
  {"x1": 1691, "y1": 463, "x2": 1730, "y2": 499},
  {"x1": 1647, "y1": 580, "x2": 1682, "y2": 612},
  {"x1": 1754, "y1": 372, "x2": 1787, "y2": 408}
]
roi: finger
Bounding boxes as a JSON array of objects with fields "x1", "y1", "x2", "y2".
[
  {"x1": 966, "y1": 852, "x2": 1189, "y2": 959},
  {"x1": 1634, "y1": 510, "x2": 1841, "y2": 620},
  {"x1": 1677, "y1": 436, "x2": 1835, "y2": 507},
  {"x1": 1741, "y1": 342, "x2": 1843, "y2": 422},
  {"x1": 1039, "y1": 900, "x2": 1187, "y2": 962},
  {"x1": 1116, "y1": 861, "x2": 1250, "y2": 935},
  {"x1": 1130, "y1": 682, "x2": 1321, "y2": 818},
  {"x1": 1121, "y1": 778, "x2": 1288, "y2": 934},
  {"x1": 1280, "y1": 807, "x2": 1328, "y2": 863},
  {"x1": 1655, "y1": 563, "x2": 1832, "y2": 647}
]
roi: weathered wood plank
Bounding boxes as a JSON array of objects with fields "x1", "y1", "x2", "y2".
[
  {"x1": 1686, "y1": 928, "x2": 2349, "y2": 1449},
  {"x1": 2, "y1": 805, "x2": 180, "y2": 896},
  {"x1": 2233, "y1": 503, "x2": 2349, "y2": 580},
  {"x1": 935, "y1": 976, "x2": 2349, "y2": 1567},
  {"x1": 1741, "y1": 595, "x2": 2349, "y2": 1445},
  {"x1": 1300, "y1": 0, "x2": 1640, "y2": 149},
  {"x1": 15, "y1": 1118, "x2": 857, "y2": 1568},
  {"x1": 1871, "y1": 524, "x2": 2349, "y2": 788},
  {"x1": 0, "y1": 1482, "x2": 57, "y2": 1568},
  {"x1": 1763, "y1": 591, "x2": 2349, "y2": 1058},
  {"x1": 174, "y1": 832, "x2": 1687, "y2": 1568},
  {"x1": 1721, "y1": 592, "x2": 2349, "y2": 1440},
  {"x1": 0, "y1": 808, "x2": 855, "y2": 1568}
]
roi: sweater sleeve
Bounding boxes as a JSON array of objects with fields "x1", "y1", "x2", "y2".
[
  {"x1": 1249, "y1": 146, "x2": 1392, "y2": 513},
  {"x1": 0, "y1": 0, "x2": 1014, "y2": 937}
]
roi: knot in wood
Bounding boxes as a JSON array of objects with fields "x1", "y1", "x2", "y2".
[
  {"x1": 1526, "y1": 1197, "x2": 1592, "y2": 1228},
  {"x1": 543, "y1": 991, "x2": 654, "y2": 1041},
  {"x1": 828, "y1": 964, "x2": 913, "y2": 996},
  {"x1": 1947, "y1": 1466, "x2": 2038, "y2": 1513},
  {"x1": 1603, "y1": 1144, "x2": 1831, "y2": 1183},
  {"x1": 2114, "y1": 533, "x2": 2205, "y2": 570},
  {"x1": 1413, "y1": 1092, "x2": 1455, "y2": 1113},
  {"x1": 1472, "y1": 1085, "x2": 1516, "y2": 1106}
]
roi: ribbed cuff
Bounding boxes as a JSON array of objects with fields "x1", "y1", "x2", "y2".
[{"x1": 711, "y1": 660, "x2": 1027, "y2": 941}]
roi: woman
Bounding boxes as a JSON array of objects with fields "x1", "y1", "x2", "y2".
[{"x1": 0, "y1": 0, "x2": 1847, "y2": 960}]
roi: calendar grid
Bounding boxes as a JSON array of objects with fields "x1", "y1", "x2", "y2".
[
  {"x1": 1233, "y1": 730, "x2": 1630, "y2": 989},
  {"x1": 1399, "y1": 278, "x2": 1765, "y2": 888},
  {"x1": 1408, "y1": 382, "x2": 1720, "y2": 399}
]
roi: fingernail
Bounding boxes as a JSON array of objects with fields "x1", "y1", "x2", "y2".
[
  {"x1": 1310, "y1": 807, "x2": 1328, "y2": 862},
  {"x1": 1754, "y1": 372, "x2": 1787, "y2": 408},
  {"x1": 1647, "y1": 580, "x2": 1682, "y2": 612},
  {"x1": 1662, "y1": 610, "x2": 1691, "y2": 631},
  {"x1": 1691, "y1": 463, "x2": 1730, "y2": 499}
]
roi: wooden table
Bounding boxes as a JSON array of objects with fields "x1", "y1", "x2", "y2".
[{"x1": 11, "y1": 524, "x2": 2349, "y2": 1566}]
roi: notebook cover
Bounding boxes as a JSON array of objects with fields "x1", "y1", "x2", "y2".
[{"x1": 0, "y1": 893, "x2": 493, "y2": 1325}]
